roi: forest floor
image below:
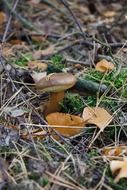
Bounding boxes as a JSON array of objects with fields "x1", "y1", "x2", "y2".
[{"x1": 1, "y1": 0, "x2": 127, "y2": 189}]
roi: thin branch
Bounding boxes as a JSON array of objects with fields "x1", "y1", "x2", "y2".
[
  {"x1": 2, "y1": 0, "x2": 20, "y2": 42},
  {"x1": 60, "y1": 0, "x2": 86, "y2": 40},
  {"x1": 55, "y1": 39, "x2": 127, "y2": 55},
  {"x1": 60, "y1": 0, "x2": 127, "y2": 51},
  {"x1": 3, "y1": 0, "x2": 39, "y2": 33}
]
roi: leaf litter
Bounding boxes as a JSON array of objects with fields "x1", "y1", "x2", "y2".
[
  {"x1": 0, "y1": 0, "x2": 127, "y2": 189},
  {"x1": 82, "y1": 107, "x2": 113, "y2": 131}
]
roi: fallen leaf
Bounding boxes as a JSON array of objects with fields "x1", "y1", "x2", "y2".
[
  {"x1": 110, "y1": 159, "x2": 127, "y2": 183},
  {"x1": 0, "y1": 46, "x2": 14, "y2": 58},
  {"x1": 103, "y1": 11, "x2": 116, "y2": 18},
  {"x1": 28, "y1": 60, "x2": 47, "y2": 71},
  {"x1": 21, "y1": 128, "x2": 47, "y2": 140},
  {"x1": 9, "y1": 39, "x2": 24, "y2": 45},
  {"x1": 33, "y1": 45, "x2": 54, "y2": 59},
  {"x1": 82, "y1": 107, "x2": 112, "y2": 131},
  {"x1": 7, "y1": 124, "x2": 46, "y2": 140},
  {"x1": 0, "y1": 12, "x2": 7, "y2": 25},
  {"x1": 31, "y1": 35, "x2": 45, "y2": 43},
  {"x1": 46, "y1": 112, "x2": 85, "y2": 138},
  {"x1": 102, "y1": 146, "x2": 127, "y2": 159},
  {"x1": 41, "y1": 45, "x2": 54, "y2": 55},
  {"x1": 122, "y1": 48, "x2": 127, "y2": 53},
  {"x1": 0, "y1": 125, "x2": 19, "y2": 146},
  {"x1": 3, "y1": 106, "x2": 28, "y2": 118},
  {"x1": 95, "y1": 59, "x2": 115, "y2": 72},
  {"x1": 31, "y1": 71, "x2": 47, "y2": 83}
]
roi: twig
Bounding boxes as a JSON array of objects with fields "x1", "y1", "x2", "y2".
[
  {"x1": 60, "y1": 0, "x2": 86, "y2": 40},
  {"x1": 46, "y1": 147, "x2": 67, "y2": 158},
  {"x1": 66, "y1": 59, "x2": 91, "y2": 66},
  {"x1": 56, "y1": 39, "x2": 127, "y2": 55},
  {"x1": 3, "y1": 0, "x2": 40, "y2": 32},
  {"x1": 40, "y1": 0, "x2": 63, "y2": 13},
  {"x1": 55, "y1": 39, "x2": 93, "y2": 55},
  {"x1": 60, "y1": 1, "x2": 127, "y2": 51},
  {"x1": 2, "y1": 0, "x2": 20, "y2": 42},
  {"x1": 110, "y1": 5, "x2": 127, "y2": 31}
]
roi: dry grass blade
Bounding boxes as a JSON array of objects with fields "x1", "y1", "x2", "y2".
[
  {"x1": 46, "y1": 171, "x2": 87, "y2": 190},
  {"x1": 0, "y1": 87, "x2": 23, "y2": 116},
  {"x1": 1, "y1": 0, "x2": 127, "y2": 189}
]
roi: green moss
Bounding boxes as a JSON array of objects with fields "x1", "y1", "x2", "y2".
[
  {"x1": 39, "y1": 177, "x2": 49, "y2": 187},
  {"x1": 84, "y1": 95, "x2": 117, "y2": 111},
  {"x1": 88, "y1": 149, "x2": 99, "y2": 157},
  {"x1": 29, "y1": 173, "x2": 49, "y2": 187},
  {"x1": 47, "y1": 55, "x2": 65, "y2": 73},
  {"x1": 100, "y1": 98, "x2": 118, "y2": 111},
  {"x1": 85, "y1": 70, "x2": 104, "y2": 83},
  {"x1": 0, "y1": 145, "x2": 11, "y2": 153},
  {"x1": 85, "y1": 68, "x2": 127, "y2": 98},
  {"x1": 60, "y1": 93, "x2": 84, "y2": 114},
  {"x1": 60, "y1": 93, "x2": 117, "y2": 114},
  {"x1": 14, "y1": 53, "x2": 32, "y2": 66},
  {"x1": 84, "y1": 96, "x2": 96, "y2": 107},
  {"x1": 12, "y1": 162, "x2": 22, "y2": 174},
  {"x1": 29, "y1": 172, "x2": 40, "y2": 181}
]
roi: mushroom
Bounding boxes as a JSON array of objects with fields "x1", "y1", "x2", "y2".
[{"x1": 36, "y1": 73, "x2": 77, "y2": 115}]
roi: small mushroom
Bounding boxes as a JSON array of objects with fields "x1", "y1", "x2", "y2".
[{"x1": 36, "y1": 73, "x2": 77, "y2": 115}]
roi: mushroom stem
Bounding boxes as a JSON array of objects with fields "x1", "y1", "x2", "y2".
[{"x1": 44, "y1": 91, "x2": 65, "y2": 116}]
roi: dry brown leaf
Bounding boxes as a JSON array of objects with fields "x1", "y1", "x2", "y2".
[
  {"x1": 122, "y1": 48, "x2": 127, "y2": 53},
  {"x1": 33, "y1": 45, "x2": 54, "y2": 59},
  {"x1": 8, "y1": 125, "x2": 46, "y2": 140},
  {"x1": 46, "y1": 112, "x2": 85, "y2": 138},
  {"x1": 0, "y1": 12, "x2": 7, "y2": 25},
  {"x1": 9, "y1": 39, "x2": 24, "y2": 45},
  {"x1": 82, "y1": 107, "x2": 112, "y2": 131},
  {"x1": 102, "y1": 146, "x2": 127, "y2": 159},
  {"x1": 110, "y1": 159, "x2": 127, "y2": 183},
  {"x1": 40, "y1": 45, "x2": 54, "y2": 55},
  {"x1": 31, "y1": 35, "x2": 46, "y2": 43},
  {"x1": 103, "y1": 11, "x2": 116, "y2": 18},
  {"x1": 8, "y1": 125, "x2": 19, "y2": 131},
  {"x1": 31, "y1": 71, "x2": 47, "y2": 83},
  {"x1": 95, "y1": 59, "x2": 115, "y2": 72},
  {"x1": 28, "y1": 60, "x2": 47, "y2": 71},
  {"x1": 21, "y1": 129, "x2": 47, "y2": 140},
  {"x1": 0, "y1": 46, "x2": 14, "y2": 58}
]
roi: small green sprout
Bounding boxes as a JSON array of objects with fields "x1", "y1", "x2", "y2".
[
  {"x1": 14, "y1": 53, "x2": 32, "y2": 66},
  {"x1": 47, "y1": 55, "x2": 65, "y2": 73}
]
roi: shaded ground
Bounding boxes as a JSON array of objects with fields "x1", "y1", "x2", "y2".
[{"x1": 0, "y1": 0, "x2": 127, "y2": 189}]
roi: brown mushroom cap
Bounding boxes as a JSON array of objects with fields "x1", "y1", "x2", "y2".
[{"x1": 36, "y1": 73, "x2": 77, "y2": 92}]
